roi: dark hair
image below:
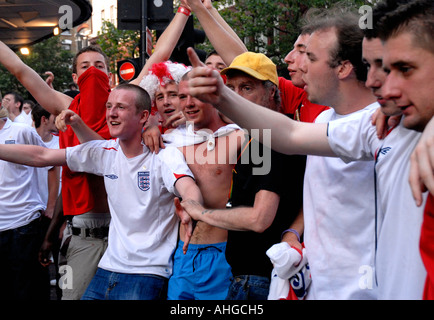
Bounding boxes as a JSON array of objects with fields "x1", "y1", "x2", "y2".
[
  {"x1": 72, "y1": 45, "x2": 110, "y2": 74},
  {"x1": 377, "y1": 0, "x2": 434, "y2": 54},
  {"x1": 31, "y1": 103, "x2": 51, "y2": 128},
  {"x1": 5, "y1": 91, "x2": 24, "y2": 111},
  {"x1": 114, "y1": 83, "x2": 151, "y2": 113},
  {"x1": 23, "y1": 99, "x2": 35, "y2": 109},
  {"x1": 206, "y1": 50, "x2": 219, "y2": 59},
  {"x1": 302, "y1": 4, "x2": 368, "y2": 82},
  {"x1": 363, "y1": 0, "x2": 412, "y2": 39}
]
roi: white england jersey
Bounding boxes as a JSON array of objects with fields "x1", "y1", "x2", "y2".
[
  {"x1": 303, "y1": 103, "x2": 378, "y2": 300},
  {"x1": 328, "y1": 108, "x2": 426, "y2": 299},
  {"x1": 66, "y1": 139, "x2": 194, "y2": 277},
  {"x1": 0, "y1": 119, "x2": 46, "y2": 231}
]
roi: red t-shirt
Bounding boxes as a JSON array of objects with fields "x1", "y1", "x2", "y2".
[
  {"x1": 420, "y1": 193, "x2": 434, "y2": 299},
  {"x1": 59, "y1": 66, "x2": 111, "y2": 216},
  {"x1": 279, "y1": 77, "x2": 329, "y2": 123}
]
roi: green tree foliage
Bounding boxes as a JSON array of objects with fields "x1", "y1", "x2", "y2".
[
  {"x1": 95, "y1": 20, "x2": 141, "y2": 75},
  {"x1": 0, "y1": 36, "x2": 74, "y2": 99},
  {"x1": 196, "y1": 0, "x2": 373, "y2": 76}
]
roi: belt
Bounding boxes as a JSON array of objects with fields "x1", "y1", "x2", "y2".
[{"x1": 71, "y1": 226, "x2": 109, "y2": 239}]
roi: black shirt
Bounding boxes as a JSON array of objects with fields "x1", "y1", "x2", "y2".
[{"x1": 226, "y1": 136, "x2": 305, "y2": 278}]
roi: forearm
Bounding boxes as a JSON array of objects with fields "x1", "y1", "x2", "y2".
[
  {"x1": 208, "y1": 6, "x2": 247, "y2": 56},
  {"x1": 45, "y1": 167, "x2": 60, "y2": 219},
  {"x1": 186, "y1": 191, "x2": 278, "y2": 233},
  {"x1": 71, "y1": 117, "x2": 104, "y2": 143},
  {"x1": 0, "y1": 41, "x2": 71, "y2": 115},
  {"x1": 216, "y1": 86, "x2": 333, "y2": 156},
  {"x1": 189, "y1": 1, "x2": 247, "y2": 65},
  {"x1": 131, "y1": 10, "x2": 189, "y2": 85},
  {"x1": 0, "y1": 144, "x2": 66, "y2": 167},
  {"x1": 179, "y1": 179, "x2": 203, "y2": 205},
  {"x1": 281, "y1": 208, "x2": 304, "y2": 249},
  {"x1": 198, "y1": 206, "x2": 260, "y2": 232},
  {"x1": 0, "y1": 41, "x2": 72, "y2": 115},
  {"x1": 43, "y1": 193, "x2": 65, "y2": 243}
]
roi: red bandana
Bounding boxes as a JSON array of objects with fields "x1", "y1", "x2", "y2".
[{"x1": 59, "y1": 66, "x2": 111, "y2": 215}]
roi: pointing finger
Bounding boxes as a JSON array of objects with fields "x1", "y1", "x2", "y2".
[{"x1": 187, "y1": 47, "x2": 205, "y2": 68}]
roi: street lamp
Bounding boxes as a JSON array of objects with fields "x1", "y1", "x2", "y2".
[{"x1": 20, "y1": 47, "x2": 30, "y2": 55}]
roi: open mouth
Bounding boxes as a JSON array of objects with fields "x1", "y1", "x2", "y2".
[
  {"x1": 185, "y1": 110, "x2": 199, "y2": 116},
  {"x1": 110, "y1": 121, "x2": 121, "y2": 126},
  {"x1": 164, "y1": 108, "x2": 175, "y2": 115}
]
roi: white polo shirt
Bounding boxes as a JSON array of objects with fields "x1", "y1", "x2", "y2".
[
  {"x1": 327, "y1": 107, "x2": 426, "y2": 299},
  {"x1": 0, "y1": 119, "x2": 46, "y2": 231},
  {"x1": 66, "y1": 139, "x2": 194, "y2": 277}
]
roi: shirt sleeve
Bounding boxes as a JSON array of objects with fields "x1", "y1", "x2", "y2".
[
  {"x1": 157, "y1": 146, "x2": 194, "y2": 196},
  {"x1": 66, "y1": 140, "x2": 111, "y2": 176},
  {"x1": 327, "y1": 108, "x2": 380, "y2": 163}
]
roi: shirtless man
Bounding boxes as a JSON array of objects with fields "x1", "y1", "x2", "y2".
[{"x1": 164, "y1": 76, "x2": 243, "y2": 300}]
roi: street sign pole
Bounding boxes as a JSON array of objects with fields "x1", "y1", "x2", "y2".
[{"x1": 140, "y1": 0, "x2": 148, "y2": 68}]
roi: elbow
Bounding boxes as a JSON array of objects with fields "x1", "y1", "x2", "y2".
[{"x1": 249, "y1": 214, "x2": 272, "y2": 233}]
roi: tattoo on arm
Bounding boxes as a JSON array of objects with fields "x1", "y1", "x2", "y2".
[{"x1": 201, "y1": 209, "x2": 215, "y2": 215}]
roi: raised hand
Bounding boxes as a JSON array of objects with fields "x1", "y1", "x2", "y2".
[
  {"x1": 164, "y1": 110, "x2": 186, "y2": 129},
  {"x1": 187, "y1": 47, "x2": 224, "y2": 105},
  {"x1": 44, "y1": 71, "x2": 55, "y2": 89},
  {"x1": 55, "y1": 109, "x2": 80, "y2": 132}
]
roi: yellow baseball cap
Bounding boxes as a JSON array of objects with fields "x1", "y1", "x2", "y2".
[{"x1": 221, "y1": 52, "x2": 279, "y2": 87}]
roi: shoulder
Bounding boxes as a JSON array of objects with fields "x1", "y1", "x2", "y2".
[
  {"x1": 315, "y1": 109, "x2": 336, "y2": 123},
  {"x1": 70, "y1": 138, "x2": 118, "y2": 154},
  {"x1": 158, "y1": 145, "x2": 185, "y2": 159}
]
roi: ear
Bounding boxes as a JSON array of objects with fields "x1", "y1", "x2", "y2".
[
  {"x1": 336, "y1": 60, "x2": 354, "y2": 80},
  {"x1": 140, "y1": 110, "x2": 150, "y2": 125},
  {"x1": 71, "y1": 73, "x2": 78, "y2": 85}
]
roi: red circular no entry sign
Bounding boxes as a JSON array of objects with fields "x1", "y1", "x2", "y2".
[{"x1": 119, "y1": 61, "x2": 136, "y2": 81}]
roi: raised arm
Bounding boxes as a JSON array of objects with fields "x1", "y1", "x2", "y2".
[
  {"x1": 185, "y1": 0, "x2": 247, "y2": 65},
  {"x1": 130, "y1": 6, "x2": 191, "y2": 85},
  {"x1": 56, "y1": 109, "x2": 104, "y2": 143},
  {"x1": 0, "y1": 41, "x2": 72, "y2": 115},
  {"x1": 186, "y1": 48, "x2": 333, "y2": 157}
]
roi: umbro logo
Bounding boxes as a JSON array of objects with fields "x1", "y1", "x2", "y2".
[
  {"x1": 105, "y1": 174, "x2": 118, "y2": 179},
  {"x1": 379, "y1": 147, "x2": 391, "y2": 155}
]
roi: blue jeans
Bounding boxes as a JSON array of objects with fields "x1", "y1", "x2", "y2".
[
  {"x1": 81, "y1": 268, "x2": 168, "y2": 300},
  {"x1": 0, "y1": 217, "x2": 50, "y2": 300},
  {"x1": 226, "y1": 275, "x2": 270, "y2": 300}
]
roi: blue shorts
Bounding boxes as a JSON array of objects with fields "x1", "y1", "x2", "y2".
[{"x1": 168, "y1": 241, "x2": 232, "y2": 300}]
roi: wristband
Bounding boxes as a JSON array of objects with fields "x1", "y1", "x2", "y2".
[
  {"x1": 178, "y1": 6, "x2": 191, "y2": 17},
  {"x1": 281, "y1": 228, "x2": 300, "y2": 242}
]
